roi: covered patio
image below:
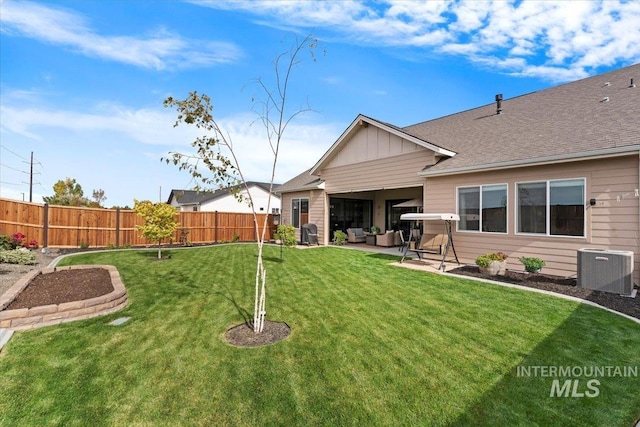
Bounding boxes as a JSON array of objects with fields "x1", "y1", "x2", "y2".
[
  {"x1": 339, "y1": 241, "x2": 464, "y2": 273},
  {"x1": 328, "y1": 187, "x2": 423, "y2": 242}
]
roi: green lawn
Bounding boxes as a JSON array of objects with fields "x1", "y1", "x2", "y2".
[{"x1": 1, "y1": 244, "x2": 638, "y2": 426}]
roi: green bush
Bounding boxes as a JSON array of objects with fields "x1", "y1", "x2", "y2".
[
  {"x1": 275, "y1": 225, "x2": 297, "y2": 248},
  {"x1": 370, "y1": 226, "x2": 381, "y2": 234},
  {"x1": 333, "y1": 230, "x2": 347, "y2": 246},
  {"x1": 518, "y1": 256, "x2": 545, "y2": 273},
  {"x1": 0, "y1": 249, "x2": 37, "y2": 265},
  {"x1": 475, "y1": 252, "x2": 508, "y2": 268},
  {"x1": 0, "y1": 234, "x2": 10, "y2": 251}
]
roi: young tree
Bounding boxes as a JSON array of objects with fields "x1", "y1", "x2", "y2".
[
  {"x1": 275, "y1": 224, "x2": 297, "y2": 260},
  {"x1": 43, "y1": 177, "x2": 90, "y2": 206},
  {"x1": 134, "y1": 200, "x2": 180, "y2": 260},
  {"x1": 89, "y1": 189, "x2": 107, "y2": 208},
  {"x1": 164, "y1": 34, "x2": 319, "y2": 333}
]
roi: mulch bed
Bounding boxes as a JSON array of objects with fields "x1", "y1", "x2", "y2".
[
  {"x1": 449, "y1": 265, "x2": 640, "y2": 320},
  {"x1": 5, "y1": 268, "x2": 113, "y2": 310},
  {"x1": 225, "y1": 321, "x2": 291, "y2": 347}
]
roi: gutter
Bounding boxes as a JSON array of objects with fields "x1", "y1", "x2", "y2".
[
  {"x1": 327, "y1": 183, "x2": 423, "y2": 194},
  {"x1": 419, "y1": 145, "x2": 640, "y2": 177},
  {"x1": 277, "y1": 182, "x2": 325, "y2": 194}
]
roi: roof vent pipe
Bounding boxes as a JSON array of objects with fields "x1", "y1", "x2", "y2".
[
  {"x1": 495, "y1": 93, "x2": 503, "y2": 114},
  {"x1": 630, "y1": 78, "x2": 636, "y2": 88}
]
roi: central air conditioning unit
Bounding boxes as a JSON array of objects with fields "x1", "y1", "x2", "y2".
[{"x1": 577, "y1": 248, "x2": 635, "y2": 296}]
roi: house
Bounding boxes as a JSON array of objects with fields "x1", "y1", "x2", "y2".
[
  {"x1": 167, "y1": 182, "x2": 281, "y2": 213},
  {"x1": 278, "y1": 63, "x2": 640, "y2": 280}
]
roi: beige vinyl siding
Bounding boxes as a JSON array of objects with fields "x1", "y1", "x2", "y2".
[
  {"x1": 322, "y1": 149, "x2": 435, "y2": 194},
  {"x1": 309, "y1": 189, "x2": 325, "y2": 244},
  {"x1": 424, "y1": 155, "x2": 639, "y2": 281}
]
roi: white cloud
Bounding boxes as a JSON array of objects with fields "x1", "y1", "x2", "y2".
[
  {"x1": 195, "y1": 0, "x2": 640, "y2": 81},
  {"x1": 0, "y1": 101, "x2": 339, "y2": 185},
  {"x1": 0, "y1": 0, "x2": 243, "y2": 70}
]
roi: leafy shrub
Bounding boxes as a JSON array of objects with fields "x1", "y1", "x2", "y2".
[
  {"x1": 0, "y1": 232, "x2": 36, "y2": 250},
  {"x1": 370, "y1": 226, "x2": 381, "y2": 234},
  {"x1": 0, "y1": 234, "x2": 10, "y2": 251},
  {"x1": 518, "y1": 256, "x2": 545, "y2": 273},
  {"x1": 0, "y1": 249, "x2": 37, "y2": 265},
  {"x1": 11, "y1": 232, "x2": 26, "y2": 249},
  {"x1": 275, "y1": 225, "x2": 297, "y2": 248},
  {"x1": 80, "y1": 241, "x2": 89, "y2": 249},
  {"x1": 475, "y1": 252, "x2": 509, "y2": 268},
  {"x1": 232, "y1": 233, "x2": 240, "y2": 243},
  {"x1": 333, "y1": 230, "x2": 347, "y2": 246}
]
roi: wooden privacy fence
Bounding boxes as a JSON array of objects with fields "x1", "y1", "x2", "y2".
[{"x1": 0, "y1": 198, "x2": 274, "y2": 248}]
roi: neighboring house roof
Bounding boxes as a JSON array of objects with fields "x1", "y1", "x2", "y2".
[
  {"x1": 167, "y1": 189, "x2": 217, "y2": 205},
  {"x1": 276, "y1": 169, "x2": 324, "y2": 194},
  {"x1": 167, "y1": 181, "x2": 281, "y2": 205},
  {"x1": 309, "y1": 114, "x2": 457, "y2": 175},
  {"x1": 404, "y1": 63, "x2": 640, "y2": 176}
]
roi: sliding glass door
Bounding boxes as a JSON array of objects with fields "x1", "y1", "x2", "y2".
[{"x1": 329, "y1": 198, "x2": 372, "y2": 239}]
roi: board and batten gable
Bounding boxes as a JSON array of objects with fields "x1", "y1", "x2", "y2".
[
  {"x1": 423, "y1": 155, "x2": 639, "y2": 281},
  {"x1": 318, "y1": 125, "x2": 437, "y2": 194}
]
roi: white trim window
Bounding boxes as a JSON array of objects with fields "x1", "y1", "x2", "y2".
[
  {"x1": 516, "y1": 178, "x2": 585, "y2": 237},
  {"x1": 291, "y1": 198, "x2": 309, "y2": 229},
  {"x1": 457, "y1": 184, "x2": 507, "y2": 233}
]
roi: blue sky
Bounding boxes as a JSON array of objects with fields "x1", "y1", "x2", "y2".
[{"x1": 1, "y1": 0, "x2": 639, "y2": 208}]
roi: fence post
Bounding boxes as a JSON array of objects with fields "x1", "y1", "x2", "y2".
[
  {"x1": 115, "y1": 208, "x2": 120, "y2": 247},
  {"x1": 215, "y1": 211, "x2": 218, "y2": 243},
  {"x1": 42, "y1": 203, "x2": 49, "y2": 248}
]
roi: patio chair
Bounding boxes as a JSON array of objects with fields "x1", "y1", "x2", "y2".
[
  {"x1": 346, "y1": 228, "x2": 366, "y2": 243},
  {"x1": 376, "y1": 230, "x2": 397, "y2": 247}
]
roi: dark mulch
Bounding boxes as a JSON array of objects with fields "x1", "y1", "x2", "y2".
[
  {"x1": 5, "y1": 268, "x2": 113, "y2": 310},
  {"x1": 225, "y1": 321, "x2": 291, "y2": 347},
  {"x1": 449, "y1": 265, "x2": 640, "y2": 320}
]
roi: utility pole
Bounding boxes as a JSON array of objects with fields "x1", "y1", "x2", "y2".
[{"x1": 29, "y1": 151, "x2": 34, "y2": 202}]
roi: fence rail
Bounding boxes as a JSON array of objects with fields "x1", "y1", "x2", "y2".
[{"x1": 0, "y1": 198, "x2": 274, "y2": 248}]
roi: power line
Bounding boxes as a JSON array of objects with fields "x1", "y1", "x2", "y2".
[
  {"x1": 0, "y1": 163, "x2": 25, "y2": 173},
  {"x1": 0, "y1": 145, "x2": 29, "y2": 161}
]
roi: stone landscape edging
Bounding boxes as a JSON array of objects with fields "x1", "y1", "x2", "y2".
[{"x1": 0, "y1": 265, "x2": 128, "y2": 331}]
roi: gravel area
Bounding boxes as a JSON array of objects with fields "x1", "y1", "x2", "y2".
[{"x1": 0, "y1": 249, "x2": 62, "y2": 297}]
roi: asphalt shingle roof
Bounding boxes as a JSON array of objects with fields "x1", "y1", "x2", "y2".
[
  {"x1": 167, "y1": 181, "x2": 280, "y2": 204},
  {"x1": 403, "y1": 63, "x2": 640, "y2": 175},
  {"x1": 276, "y1": 169, "x2": 323, "y2": 193}
]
